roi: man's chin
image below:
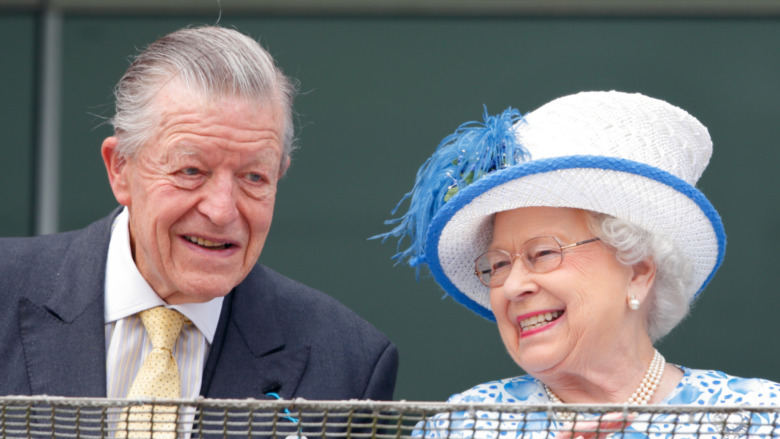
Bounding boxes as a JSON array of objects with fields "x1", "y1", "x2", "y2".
[{"x1": 162, "y1": 285, "x2": 234, "y2": 305}]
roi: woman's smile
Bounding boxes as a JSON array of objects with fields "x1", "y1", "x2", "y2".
[{"x1": 517, "y1": 310, "x2": 564, "y2": 336}]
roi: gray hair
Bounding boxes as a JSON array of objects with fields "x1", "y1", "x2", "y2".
[
  {"x1": 109, "y1": 25, "x2": 298, "y2": 172},
  {"x1": 586, "y1": 212, "x2": 695, "y2": 342}
]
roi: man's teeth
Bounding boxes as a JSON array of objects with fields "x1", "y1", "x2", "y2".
[
  {"x1": 520, "y1": 311, "x2": 562, "y2": 331},
  {"x1": 186, "y1": 236, "x2": 230, "y2": 249}
]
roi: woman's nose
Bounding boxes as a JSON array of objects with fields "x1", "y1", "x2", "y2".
[{"x1": 499, "y1": 258, "x2": 540, "y2": 300}]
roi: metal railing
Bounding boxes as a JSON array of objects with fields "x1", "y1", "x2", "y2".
[{"x1": 0, "y1": 396, "x2": 777, "y2": 438}]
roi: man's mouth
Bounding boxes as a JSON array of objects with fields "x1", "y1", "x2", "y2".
[
  {"x1": 519, "y1": 310, "x2": 563, "y2": 332},
  {"x1": 184, "y1": 235, "x2": 234, "y2": 250}
]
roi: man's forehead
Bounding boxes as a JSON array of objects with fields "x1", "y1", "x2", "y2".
[
  {"x1": 168, "y1": 142, "x2": 282, "y2": 163},
  {"x1": 141, "y1": 82, "x2": 284, "y2": 161}
]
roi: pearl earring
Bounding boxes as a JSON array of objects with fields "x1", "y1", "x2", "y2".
[{"x1": 628, "y1": 295, "x2": 641, "y2": 310}]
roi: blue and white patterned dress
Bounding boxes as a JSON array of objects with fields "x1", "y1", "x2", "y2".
[{"x1": 413, "y1": 367, "x2": 780, "y2": 438}]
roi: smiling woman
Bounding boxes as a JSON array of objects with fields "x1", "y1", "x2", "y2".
[{"x1": 376, "y1": 91, "x2": 780, "y2": 437}]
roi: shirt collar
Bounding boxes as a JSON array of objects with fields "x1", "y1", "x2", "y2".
[{"x1": 104, "y1": 207, "x2": 224, "y2": 343}]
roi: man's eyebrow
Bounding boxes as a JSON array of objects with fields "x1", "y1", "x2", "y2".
[{"x1": 169, "y1": 144, "x2": 281, "y2": 164}]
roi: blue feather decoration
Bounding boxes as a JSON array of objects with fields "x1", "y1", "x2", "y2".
[{"x1": 374, "y1": 106, "x2": 529, "y2": 278}]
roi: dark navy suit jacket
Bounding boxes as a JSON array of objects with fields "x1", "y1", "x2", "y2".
[{"x1": 0, "y1": 209, "x2": 398, "y2": 401}]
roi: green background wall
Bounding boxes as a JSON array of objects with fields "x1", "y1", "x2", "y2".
[
  {"x1": 1, "y1": 10, "x2": 778, "y2": 401},
  {"x1": 0, "y1": 14, "x2": 36, "y2": 236}
]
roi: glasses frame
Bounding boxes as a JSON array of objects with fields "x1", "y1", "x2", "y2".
[{"x1": 474, "y1": 236, "x2": 601, "y2": 288}]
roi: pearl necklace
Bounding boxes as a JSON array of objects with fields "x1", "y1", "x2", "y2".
[{"x1": 544, "y1": 349, "x2": 665, "y2": 420}]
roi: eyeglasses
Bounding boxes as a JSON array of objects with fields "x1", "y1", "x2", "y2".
[{"x1": 474, "y1": 236, "x2": 601, "y2": 287}]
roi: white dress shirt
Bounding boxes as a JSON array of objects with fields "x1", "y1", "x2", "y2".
[{"x1": 104, "y1": 207, "x2": 224, "y2": 399}]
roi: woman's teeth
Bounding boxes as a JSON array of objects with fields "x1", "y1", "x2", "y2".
[{"x1": 520, "y1": 311, "x2": 562, "y2": 332}]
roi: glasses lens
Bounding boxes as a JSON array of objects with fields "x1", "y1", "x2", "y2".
[
  {"x1": 474, "y1": 237, "x2": 587, "y2": 287},
  {"x1": 475, "y1": 250, "x2": 512, "y2": 287},
  {"x1": 523, "y1": 237, "x2": 563, "y2": 273}
]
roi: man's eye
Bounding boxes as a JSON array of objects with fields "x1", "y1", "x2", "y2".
[
  {"x1": 246, "y1": 173, "x2": 264, "y2": 183},
  {"x1": 181, "y1": 167, "x2": 200, "y2": 176}
]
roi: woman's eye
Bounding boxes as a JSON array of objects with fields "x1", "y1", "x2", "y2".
[
  {"x1": 492, "y1": 260, "x2": 512, "y2": 273},
  {"x1": 529, "y1": 248, "x2": 560, "y2": 262}
]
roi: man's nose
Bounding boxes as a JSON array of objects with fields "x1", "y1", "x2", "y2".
[{"x1": 199, "y1": 175, "x2": 240, "y2": 226}]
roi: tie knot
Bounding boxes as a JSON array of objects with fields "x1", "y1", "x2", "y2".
[{"x1": 139, "y1": 307, "x2": 187, "y2": 351}]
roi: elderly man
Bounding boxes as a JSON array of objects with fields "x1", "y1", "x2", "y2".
[{"x1": 0, "y1": 26, "x2": 398, "y2": 405}]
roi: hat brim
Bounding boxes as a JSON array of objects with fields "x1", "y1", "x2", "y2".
[{"x1": 424, "y1": 155, "x2": 726, "y2": 321}]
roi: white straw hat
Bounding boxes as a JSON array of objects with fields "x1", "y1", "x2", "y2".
[{"x1": 378, "y1": 91, "x2": 725, "y2": 320}]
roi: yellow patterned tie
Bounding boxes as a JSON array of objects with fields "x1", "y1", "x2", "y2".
[{"x1": 117, "y1": 307, "x2": 187, "y2": 438}]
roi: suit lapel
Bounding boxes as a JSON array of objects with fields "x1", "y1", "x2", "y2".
[
  {"x1": 18, "y1": 297, "x2": 106, "y2": 396},
  {"x1": 17, "y1": 213, "x2": 114, "y2": 396},
  {"x1": 200, "y1": 268, "x2": 310, "y2": 399}
]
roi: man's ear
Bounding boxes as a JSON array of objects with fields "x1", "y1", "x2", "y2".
[
  {"x1": 628, "y1": 257, "x2": 657, "y2": 303},
  {"x1": 101, "y1": 136, "x2": 131, "y2": 206}
]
